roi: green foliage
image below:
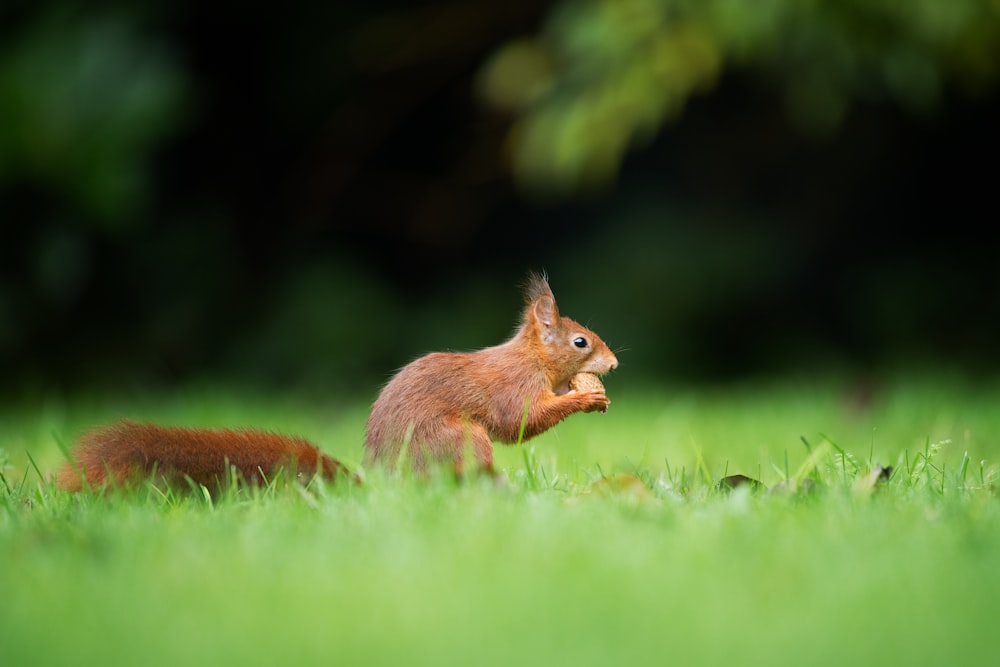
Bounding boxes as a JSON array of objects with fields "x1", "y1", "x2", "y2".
[
  {"x1": 0, "y1": 9, "x2": 188, "y2": 224},
  {"x1": 477, "y1": 0, "x2": 1000, "y2": 194}
]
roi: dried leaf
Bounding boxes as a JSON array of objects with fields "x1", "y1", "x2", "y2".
[
  {"x1": 718, "y1": 474, "x2": 765, "y2": 492},
  {"x1": 854, "y1": 465, "x2": 892, "y2": 494}
]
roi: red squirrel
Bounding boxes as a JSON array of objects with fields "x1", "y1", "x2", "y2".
[
  {"x1": 364, "y1": 272, "x2": 618, "y2": 472},
  {"x1": 57, "y1": 420, "x2": 356, "y2": 491},
  {"x1": 57, "y1": 272, "x2": 616, "y2": 490}
]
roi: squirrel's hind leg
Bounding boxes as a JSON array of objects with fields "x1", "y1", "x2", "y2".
[{"x1": 409, "y1": 416, "x2": 494, "y2": 475}]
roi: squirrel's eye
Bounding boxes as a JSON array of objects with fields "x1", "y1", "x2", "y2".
[{"x1": 573, "y1": 337, "x2": 588, "y2": 349}]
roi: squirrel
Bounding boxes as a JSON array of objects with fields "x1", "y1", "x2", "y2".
[
  {"x1": 57, "y1": 272, "x2": 616, "y2": 490},
  {"x1": 364, "y1": 272, "x2": 618, "y2": 472},
  {"x1": 57, "y1": 420, "x2": 356, "y2": 491}
]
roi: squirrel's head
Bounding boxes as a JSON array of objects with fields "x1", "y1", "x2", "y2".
[{"x1": 522, "y1": 272, "x2": 618, "y2": 385}]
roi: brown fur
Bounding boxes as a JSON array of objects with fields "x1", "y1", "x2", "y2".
[
  {"x1": 364, "y1": 272, "x2": 618, "y2": 471},
  {"x1": 57, "y1": 420, "x2": 357, "y2": 491}
]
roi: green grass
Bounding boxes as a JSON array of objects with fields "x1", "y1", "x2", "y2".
[{"x1": 1, "y1": 373, "x2": 998, "y2": 666}]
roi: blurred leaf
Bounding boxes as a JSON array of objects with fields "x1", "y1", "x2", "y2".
[
  {"x1": 476, "y1": 38, "x2": 555, "y2": 112},
  {"x1": 0, "y1": 9, "x2": 190, "y2": 227},
  {"x1": 479, "y1": 0, "x2": 1000, "y2": 195}
]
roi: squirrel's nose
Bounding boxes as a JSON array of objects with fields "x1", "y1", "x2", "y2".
[{"x1": 608, "y1": 357, "x2": 618, "y2": 372}]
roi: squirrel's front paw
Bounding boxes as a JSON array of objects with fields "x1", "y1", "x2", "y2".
[
  {"x1": 582, "y1": 391, "x2": 610, "y2": 414},
  {"x1": 569, "y1": 374, "x2": 610, "y2": 413}
]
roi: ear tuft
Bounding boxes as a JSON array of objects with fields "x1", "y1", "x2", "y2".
[{"x1": 523, "y1": 271, "x2": 554, "y2": 305}]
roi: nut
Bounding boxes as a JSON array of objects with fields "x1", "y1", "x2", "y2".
[{"x1": 569, "y1": 372, "x2": 605, "y2": 394}]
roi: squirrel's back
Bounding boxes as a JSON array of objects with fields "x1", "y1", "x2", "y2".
[{"x1": 58, "y1": 420, "x2": 355, "y2": 491}]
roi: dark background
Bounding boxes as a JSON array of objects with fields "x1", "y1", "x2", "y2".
[{"x1": 2, "y1": 1, "x2": 998, "y2": 396}]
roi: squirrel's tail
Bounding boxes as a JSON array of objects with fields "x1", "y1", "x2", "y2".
[{"x1": 57, "y1": 420, "x2": 358, "y2": 491}]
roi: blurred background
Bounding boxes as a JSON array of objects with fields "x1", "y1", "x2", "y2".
[{"x1": 2, "y1": 0, "x2": 999, "y2": 397}]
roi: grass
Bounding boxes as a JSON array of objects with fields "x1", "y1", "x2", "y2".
[{"x1": 1, "y1": 372, "x2": 998, "y2": 666}]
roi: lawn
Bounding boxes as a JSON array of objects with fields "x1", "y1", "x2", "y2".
[{"x1": 1, "y1": 373, "x2": 998, "y2": 666}]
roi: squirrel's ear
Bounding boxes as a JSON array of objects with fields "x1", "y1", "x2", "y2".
[
  {"x1": 533, "y1": 296, "x2": 557, "y2": 326},
  {"x1": 532, "y1": 296, "x2": 560, "y2": 341},
  {"x1": 524, "y1": 271, "x2": 559, "y2": 339}
]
